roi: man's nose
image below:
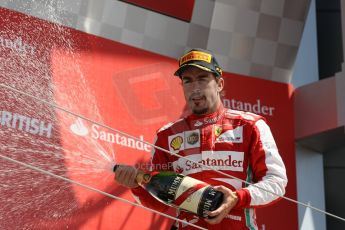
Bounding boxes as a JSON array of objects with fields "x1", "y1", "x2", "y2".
[{"x1": 190, "y1": 88, "x2": 202, "y2": 94}]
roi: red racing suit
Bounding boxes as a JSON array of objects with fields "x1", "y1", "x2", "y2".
[{"x1": 132, "y1": 105, "x2": 287, "y2": 229}]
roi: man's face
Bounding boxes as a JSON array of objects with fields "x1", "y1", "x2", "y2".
[{"x1": 180, "y1": 66, "x2": 224, "y2": 115}]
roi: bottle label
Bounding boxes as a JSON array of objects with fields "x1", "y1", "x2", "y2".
[{"x1": 174, "y1": 177, "x2": 208, "y2": 213}]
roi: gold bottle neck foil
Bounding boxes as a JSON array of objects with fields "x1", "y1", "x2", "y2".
[{"x1": 136, "y1": 171, "x2": 152, "y2": 185}]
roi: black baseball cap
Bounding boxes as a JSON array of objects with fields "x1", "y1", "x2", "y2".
[{"x1": 174, "y1": 48, "x2": 223, "y2": 77}]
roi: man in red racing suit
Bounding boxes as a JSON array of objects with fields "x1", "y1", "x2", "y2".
[{"x1": 115, "y1": 48, "x2": 287, "y2": 229}]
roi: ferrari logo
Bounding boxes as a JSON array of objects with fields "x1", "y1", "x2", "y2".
[{"x1": 214, "y1": 125, "x2": 222, "y2": 137}]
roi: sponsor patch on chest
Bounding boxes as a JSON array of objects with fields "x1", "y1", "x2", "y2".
[
  {"x1": 173, "y1": 151, "x2": 244, "y2": 175},
  {"x1": 168, "y1": 129, "x2": 201, "y2": 153},
  {"x1": 215, "y1": 126, "x2": 243, "y2": 143}
]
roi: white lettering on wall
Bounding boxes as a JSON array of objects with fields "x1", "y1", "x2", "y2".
[
  {"x1": 0, "y1": 110, "x2": 52, "y2": 138},
  {"x1": 0, "y1": 36, "x2": 36, "y2": 55},
  {"x1": 223, "y1": 98, "x2": 275, "y2": 116},
  {"x1": 90, "y1": 124, "x2": 151, "y2": 152}
]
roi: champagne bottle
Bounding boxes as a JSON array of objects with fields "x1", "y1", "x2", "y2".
[{"x1": 113, "y1": 165, "x2": 223, "y2": 218}]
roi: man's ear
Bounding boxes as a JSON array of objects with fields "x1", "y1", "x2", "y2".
[{"x1": 217, "y1": 77, "x2": 224, "y2": 92}]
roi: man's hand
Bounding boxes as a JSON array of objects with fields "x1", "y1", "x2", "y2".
[
  {"x1": 114, "y1": 165, "x2": 139, "y2": 188},
  {"x1": 205, "y1": 185, "x2": 238, "y2": 225}
]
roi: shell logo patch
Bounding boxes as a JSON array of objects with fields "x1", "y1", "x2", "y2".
[{"x1": 170, "y1": 136, "x2": 183, "y2": 151}]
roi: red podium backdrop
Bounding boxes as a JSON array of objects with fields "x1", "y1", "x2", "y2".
[
  {"x1": 0, "y1": 8, "x2": 297, "y2": 230},
  {"x1": 121, "y1": 0, "x2": 195, "y2": 22}
]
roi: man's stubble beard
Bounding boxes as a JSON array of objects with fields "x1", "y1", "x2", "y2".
[{"x1": 192, "y1": 107, "x2": 209, "y2": 115}]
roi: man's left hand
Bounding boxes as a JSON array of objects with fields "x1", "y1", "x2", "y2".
[{"x1": 204, "y1": 185, "x2": 239, "y2": 225}]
